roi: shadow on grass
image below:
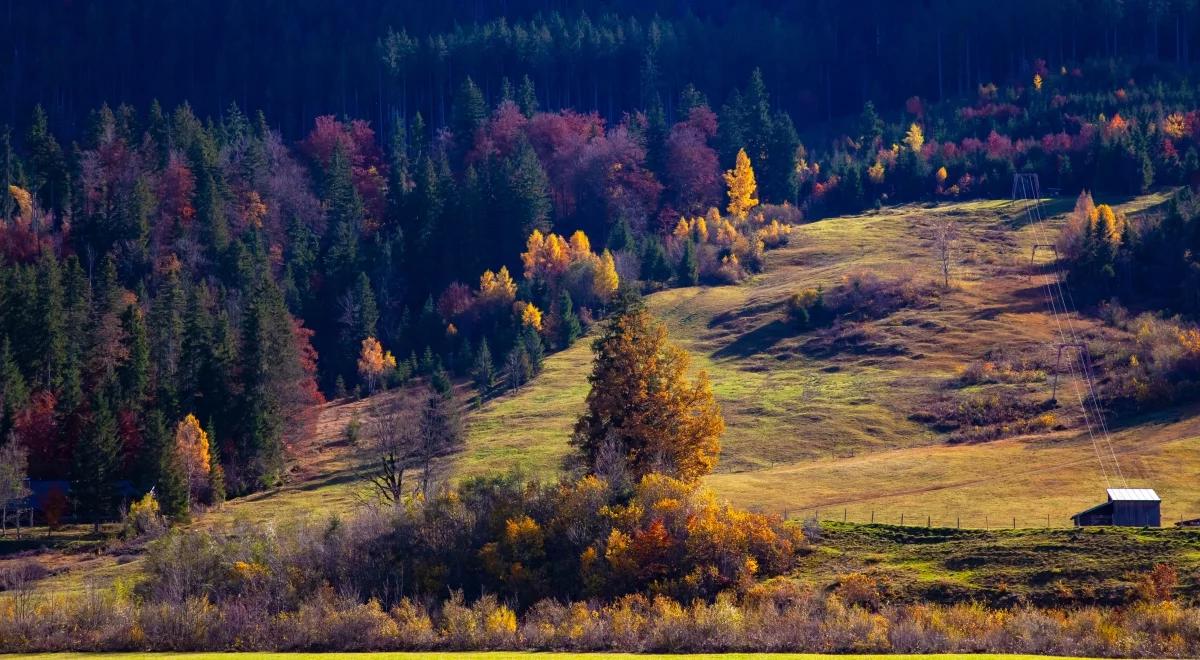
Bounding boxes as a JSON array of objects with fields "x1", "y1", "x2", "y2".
[{"x1": 711, "y1": 318, "x2": 795, "y2": 360}]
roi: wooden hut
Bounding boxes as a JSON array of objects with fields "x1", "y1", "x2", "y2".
[{"x1": 1071, "y1": 488, "x2": 1161, "y2": 527}]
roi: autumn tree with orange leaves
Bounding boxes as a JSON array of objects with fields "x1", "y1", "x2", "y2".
[
  {"x1": 357, "y1": 337, "x2": 397, "y2": 393},
  {"x1": 572, "y1": 293, "x2": 723, "y2": 485}
]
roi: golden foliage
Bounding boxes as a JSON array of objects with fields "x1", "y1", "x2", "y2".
[
  {"x1": 1033, "y1": 73, "x2": 1043, "y2": 91},
  {"x1": 867, "y1": 161, "x2": 885, "y2": 184},
  {"x1": 935, "y1": 166, "x2": 948, "y2": 184},
  {"x1": 523, "y1": 229, "x2": 601, "y2": 284},
  {"x1": 759, "y1": 219, "x2": 791, "y2": 248},
  {"x1": 723, "y1": 148, "x2": 759, "y2": 220},
  {"x1": 7, "y1": 184, "x2": 33, "y2": 222},
  {"x1": 175, "y1": 413, "x2": 211, "y2": 479},
  {"x1": 517, "y1": 301, "x2": 544, "y2": 331},
  {"x1": 904, "y1": 123, "x2": 924, "y2": 153},
  {"x1": 1090, "y1": 203, "x2": 1124, "y2": 246},
  {"x1": 1163, "y1": 113, "x2": 1188, "y2": 140},
  {"x1": 593, "y1": 250, "x2": 620, "y2": 301},
  {"x1": 479, "y1": 266, "x2": 518, "y2": 304},
  {"x1": 357, "y1": 336, "x2": 397, "y2": 389},
  {"x1": 573, "y1": 302, "x2": 724, "y2": 484}
]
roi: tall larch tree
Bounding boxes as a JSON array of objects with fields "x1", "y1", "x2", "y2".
[
  {"x1": 572, "y1": 294, "x2": 723, "y2": 485},
  {"x1": 724, "y1": 148, "x2": 759, "y2": 220}
]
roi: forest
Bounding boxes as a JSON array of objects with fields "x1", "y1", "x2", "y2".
[{"x1": 5, "y1": 1, "x2": 1200, "y2": 655}]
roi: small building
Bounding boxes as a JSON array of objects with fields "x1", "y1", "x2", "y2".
[{"x1": 1071, "y1": 488, "x2": 1161, "y2": 527}]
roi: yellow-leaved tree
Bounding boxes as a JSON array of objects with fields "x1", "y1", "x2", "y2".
[
  {"x1": 572, "y1": 294, "x2": 724, "y2": 485},
  {"x1": 175, "y1": 414, "x2": 211, "y2": 491},
  {"x1": 479, "y1": 266, "x2": 518, "y2": 306},
  {"x1": 904, "y1": 123, "x2": 924, "y2": 153},
  {"x1": 723, "y1": 148, "x2": 759, "y2": 220},
  {"x1": 357, "y1": 336, "x2": 397, "y2": 392},
  {"x1": 593, "y1": 249, "x2": 620, "y2": 302},
  {"x1": 517, "y1": 301, "x2": 544, "y2": 331}
]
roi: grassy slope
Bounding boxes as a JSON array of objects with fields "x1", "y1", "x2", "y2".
[{"x1": 464, "y1": 192, "x2": 1200, "y2": 528}]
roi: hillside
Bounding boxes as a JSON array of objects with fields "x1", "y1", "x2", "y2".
[
  {"x1": 464, "y1": 191, "x2": 1199, "y2": 527},
  {"x1": 8, "y1": 191, "x2": 1199, "y2": 597}
]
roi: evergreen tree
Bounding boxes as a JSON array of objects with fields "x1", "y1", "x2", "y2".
[
  {"x1": 677, "y1": 239, "x2": 700, "y2": 286},
  {"x1": 157, "y1": 433, "x2": 190, "y2": 522},
  {"x1": 556, "y1": 290, "x2": 582, "y2": 349},
  {"x1": 0, "y1": 126, "x2": 14, "y2": 223},
  {"x1": 137, "y1": 409, "x2": 169, "y2": 492},
  {"x1": 34, "y1": 247, "x2": 67, "y2": 390},
  {"x1": 71, "y1": 392, "x2": 121, "y2": 533},
  {"x1": 25, "y1": 104, "x2": 70, "y2": 216},
  {"x1": 523, "y1": 326, "x2": 545, "y2": 376},
  {"x1": 238, "y1": 281, "x2": 289, "y2": 489},
  {"x1": 205, "y1": 419, "x2": 226, "y2": 505},
  {"x1": 472, "y1": 338, "x2": 494, "y2": 392},
  {"x1": 119, "y1": 303, "x2": 151, "y2": 410},
  {"x1": 517, "y1": 74, "x2": 538, "y2": 118},
  {"x1": 323, "y1": 144, "x2": 364, "y2": 291},
  {"x1": 452, "y1": 76, "x2": 487, "y2": 156},
  {"x1": 0, "y1": 338, "x2": 28, "y2": 440}
]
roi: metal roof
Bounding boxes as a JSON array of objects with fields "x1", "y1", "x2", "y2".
[{"x1": 1107, "y1": 488, "x2": 1160, "y2": 502}]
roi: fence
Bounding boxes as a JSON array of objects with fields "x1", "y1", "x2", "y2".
[{"x1": 768, "y1": 507, "x2": 1198, "y2": 530}]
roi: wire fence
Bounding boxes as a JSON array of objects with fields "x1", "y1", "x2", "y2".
[{"x1": 767, "y1": 507, "x2": 1199, "y2": 530}]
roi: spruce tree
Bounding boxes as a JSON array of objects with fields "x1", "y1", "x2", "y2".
[
  {"x1": 34, "y1": 247, "x2": 67, "y2": 390},
  {"x1": 523, "y1": 326, "x2": 545, "y2": 376},
  {"x1": 0, "y1": 338, "x2": 28, "y2": 439},
  {"x1": 205, "y1": 419, "x2": 226, "y2": 506},
  {"x1": 119, "y1": 303, "x2": 151, "y2": 410},
  {"x1": 556, "y1": 290, "x2": 582, "y2": 348},
  {"x1": 71, "y1": 392, "x2": 121, "y2": 533},
  {"x1": 25, "y1": 104, "x2": 70, "y2": 216},
  {"x1": 323, "y1": 144, "x2": 364, "y2": 291},
  {"x1": 678, "y1": 239, "x2": 700, "y2": 286},
  {"x1": 452, "y1": 76, "x2": 487, "y2": 156},
  {"x1": 517, "y1": 75, "x2": 539, "y2": 118},
  {"x1": 472, "y1": 339, "x2": 494, "y2": 392}
]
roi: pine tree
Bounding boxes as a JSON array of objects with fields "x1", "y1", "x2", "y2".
[
  {"x1": 524, "y1": 327, "x2": 545, "y2": 375},
  {"x1": 452, "y1": 76, "x2": 488, "y2": 155},
  {"x1": 206, "y1": 419, "x2": 226, "y2": 505},
  {"x1": 677, "y1": 239, "x2": 700, "y2": 286},
  {"x1": 237, "y1": 280, "x2": 292, "y2": 489},
  {"x1": 118, "y1": 303, "x2": 150, "y2": 410},
  {"x1": 472, "y1": 338, "x2": 494, "y2": 392},
  {"x1": 556, "y1": 290, "x2": 582, "y2": 349},
  {"x1": 71, "y1": 392, "x2": 121, "y2": 533},
  {"x1": 157, "y1": 438, "x2": 190, "y2": 523},
  {"x1": 501, "y1": 140, "x2": 552, "y2": 267},
  {"x1": 0, "y1": 338, "x2": 28, "y2": 440},
  {"x1": 517, "y1": 75, "x2": 539, "y2": 118},
  {"x1": 34, "y1": 247, "x2": 67, "y2": 390},
  {"x1": 323, "y1": 144, "x2": 364, "y2": 290},
  {"x1": 25, "y1": 104, "x2": 70, "y2": 216}
]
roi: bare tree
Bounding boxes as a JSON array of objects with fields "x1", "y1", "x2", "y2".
[
  {"x1": 362, "y1": 387, "x2": 464, "y2": 506},
  {"x1": 0, "y1": 440, "x2": 32, "y2": 539},
  {"x1": 364, "y1": 405, "x2": 419, "y2": 507},
  {"x1": 932, "y1": 217, "x2": 959, "y2": 289},
  {"x1": 417, "y1": 390, "x2": 463, "y2": 496}
]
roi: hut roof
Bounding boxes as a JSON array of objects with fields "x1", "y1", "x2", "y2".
[{"x1": 1106, "y1": 488, "x2": 1160, "y2": 502}]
